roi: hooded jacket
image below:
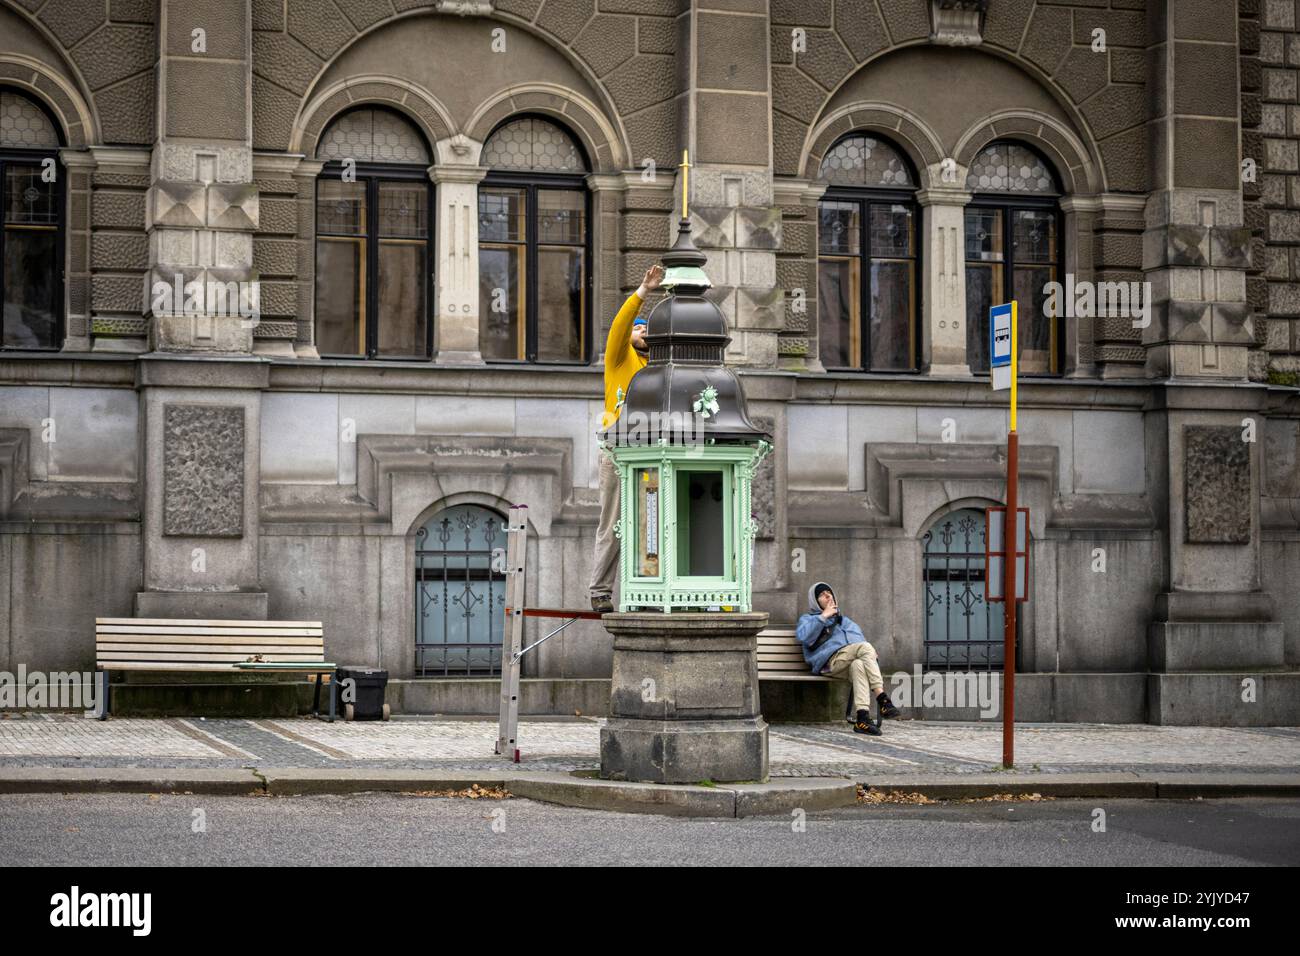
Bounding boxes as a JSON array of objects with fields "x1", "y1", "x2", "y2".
[{"x1": 795, "y1": 581, "x2": 867, "y2": 675}]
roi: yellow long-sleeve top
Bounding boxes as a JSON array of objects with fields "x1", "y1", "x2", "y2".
[{"x1": 600, "y1": 290, "x2": 646, "y2": 430}]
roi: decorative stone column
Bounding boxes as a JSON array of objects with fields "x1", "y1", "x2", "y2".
[
  {"x1": 1140, "y1": 1, "x2": 1283, "y2": 725},
  {"x1": 144, "y1": 0, "x2": 258, "y2": 354},
  {"x1": 772, "y1": 177, "x2": 828, "y2": 372},
  {"x1": 677, "y1": 0, "x2": 783, "y2": 369},
  {"x1": 58, "y1": 148, "x2": 95, "y2": 353},
  {"x1": 289, "y1": 157, "x2": 324, "y2": 359},
  {"x1": 1143, "y1": 0, "x2": 1253, "y2": 380},
  {"x1": 135, "y1": 2, "x2": 266, "y2": 621},
  {"x1": 600, "y1": 612, "x2": 770, "y2": 783},
  {"x1": 586, "y1": 171, "x2": 629, "y2": 362},
  {"x1": 917, "y1": 177, "x2": 972, "y2": 375},
  {"x1": 430, "y1": 137, "x2": 486, "y2": 365}
]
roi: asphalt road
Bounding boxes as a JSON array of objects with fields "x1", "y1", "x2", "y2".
[{"x1": 1, "y1": 793, "x2": 1298, "y2": 866}]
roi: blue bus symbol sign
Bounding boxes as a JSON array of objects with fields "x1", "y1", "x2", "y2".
[{"x1": 990, "y1": 303, "x2": 1013, "y2": 391}]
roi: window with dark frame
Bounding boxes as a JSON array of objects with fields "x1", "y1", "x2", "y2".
[
  {"x1": 1, "y1": 89, "x2": 64, "y2": 351},
  {"x1": 478, "y1": 116, "x2": 590, "y2": 365},
  {"x1": 816, "y1": 133, "x2": 919, "y2": 372},
  {"x1": 964, "y1": 140, "x2": 1064, "y2": 376},
  {"x1": 313, "y1": 107, "x2": 434, "y2": 360}
]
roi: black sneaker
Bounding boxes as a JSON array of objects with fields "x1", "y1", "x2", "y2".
[
  {"x1": 877, "y1": 692, "x2": 900, "y2": 719},
  {"x1": 590, "y1": 595, "x2": 614, "y2": 614},
  {"x1": 853, "y1": 710, "x2": 882, "y2": 736}
]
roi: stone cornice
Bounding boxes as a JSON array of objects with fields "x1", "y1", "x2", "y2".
[
  {"x1": 429, "y1": 164, "x2": 489, "y2": 184},
  {"x1": 915, "y1": 185, "x2": 973, "y2": 207}
]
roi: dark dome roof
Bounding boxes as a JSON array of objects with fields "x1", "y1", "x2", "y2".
[{"x1": 613, "y1": 217, "x2": 770, "y2": 445}]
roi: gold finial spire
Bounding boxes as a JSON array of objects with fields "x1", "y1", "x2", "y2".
[{"x1": 678, "y1": 149, "x2": 691, "y2": 220}]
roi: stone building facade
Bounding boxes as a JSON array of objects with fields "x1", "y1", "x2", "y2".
[{"x1": 0, "y1": 0, "x2": 1297, "y2": 724}]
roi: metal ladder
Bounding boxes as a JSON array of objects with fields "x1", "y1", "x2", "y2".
[{"x1": 495, "y1": 504, "x2": 602, "y2": 761}]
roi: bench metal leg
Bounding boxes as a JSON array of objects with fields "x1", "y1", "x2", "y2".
[{"x1": 311, "y1": 672, "x2": 337, "y2": 722}]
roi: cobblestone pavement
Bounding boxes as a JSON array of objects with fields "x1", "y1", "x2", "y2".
[{"x1": 1, "y1": 713, "x2": 1298, "y2": 777}]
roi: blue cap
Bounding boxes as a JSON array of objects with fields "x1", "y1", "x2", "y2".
[{"x1": 633, "y1": 316, "x2": 648, "y2": 326}]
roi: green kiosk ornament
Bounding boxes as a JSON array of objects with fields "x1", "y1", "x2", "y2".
[
  {"x1": 599, "y1": 152, "x2": 773, "y2": 785},
  {"x1": 606, "y1": 162, "x2": 772, "y2": 613}
]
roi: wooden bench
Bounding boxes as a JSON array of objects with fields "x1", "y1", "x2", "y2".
[
  {"x1": 757, "y1": 626, "x2": 853, "y2": 721},
  {"x1": 90, "y1": 618, "x2": 337, "y2": 720}
]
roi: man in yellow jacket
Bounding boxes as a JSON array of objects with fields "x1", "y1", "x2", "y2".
[{"x1": 591, "y1": 263, "x2": 664, "y2": 613}]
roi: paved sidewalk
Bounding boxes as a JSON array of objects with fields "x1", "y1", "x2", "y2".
[{"x1": 1, "y1": 713, "x2": 1297, "y2": 778}]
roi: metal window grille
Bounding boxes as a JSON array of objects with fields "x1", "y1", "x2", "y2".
[
  {"x1": 922, "y1": 508, "x2": 1010, "y2": 671},
  {"x1": 415, "y1": 504, "x2": 506, "y2": 676}
]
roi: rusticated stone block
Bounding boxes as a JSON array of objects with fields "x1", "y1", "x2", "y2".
[
  {"x1": 92, "y1": 274, "x2": 145, "y2": 312},
  {"x1": 252, "y1": 32, "x2": 323, "y2": 96},
  {"x1": 603, "y1": 54, "x2": 674, "y2": 114},
  {"x1": 39, "y1": 0, "x2": 105, "y2": 47},
  {"x1": 72, "y1": 24, "x2": 155, "y2": 91},
  {"x1": 573, "y1": 13, "x2": 636, "y2": 78},
  {"x1": 94, "y1": 191, "x2": 147, "y2": 230},
  {"x1": 95, "y1": 70, "x2": 155, "y2": 145},
  {"x1": 796, "y1": 28, "x2": 856, "y2": 92},
  {"x1": 92, "y1": 233, "x2": 149, "y2": 271},
  {"x1": 535, "y1": 0, "x2": 594, "y2": 43},
  {"x1": 149, "y1": 182, "x2": 205, "y2": 229},
  {"x1": 163, "y1": 404, "x2": 245, "y2": 538},
  {"x1": 1184, "y1": 425, "x2": 1251, "y2": 544},
  {"x1": 287, "y1": 0, "x2": 355, "y2": 59},
  {"x1": 207, "y1": 184, "x2": 260, "y2": 231},
  {"x1": 251, "y1": 83, "x2": 297, "y2": 153}
]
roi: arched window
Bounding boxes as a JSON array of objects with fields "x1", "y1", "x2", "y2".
[
  {"x1": 922, "y1": 508, "x2": 1019, "y2": 670},
  {"x1": 415, "y1": 504, "x2": 508, "y2": 676},
  {"x1": 964, "y1": 141, "x2": 1063, "y2": 375},
  {"x1": 816, "y1": 133, "x2": 919, "y2": 371},
  {"x1": 1, "y1": 89, "x2": 63, "y2": 350},
  {"x1": 314, "y1": 107, "x2": 433, "y2": 359},
  {"x1": 478, "y1": 116, "x2": 590, "y2": 364}
]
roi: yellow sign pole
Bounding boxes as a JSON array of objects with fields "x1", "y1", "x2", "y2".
[
  {"x1": 679, "y1": 149, "x2": 691, "y2": 219},
  {"x1": 1009, "y1": 299, "x2": 1018, "y2": 431}
]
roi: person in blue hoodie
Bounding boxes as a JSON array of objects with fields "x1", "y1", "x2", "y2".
[{"x1": 796, "y1": 581, "x2": 900, "y2": 736}]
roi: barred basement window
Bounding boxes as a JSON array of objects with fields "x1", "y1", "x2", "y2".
[
  {"x1": 1, "y1": 89, "x2": 63, "y2": 350},
  {"x1": 922, "y1": 508, "x2": 1021, "y2": 671},
  {"x1": 478, "y1": 116, "x2": 590, "y2": 364},
  {"x1": 415, "y1": 504, "x2": 508, "y2": 677},
  {"x1": 314, "y1": 107, "x2": 433, "y2": 359},
  {"x1": 964, "y1": 141, "x2": 1064, "y2": 375},
  {"x1": 816, "y1": 133, "x2": 919, "y2": 371}
]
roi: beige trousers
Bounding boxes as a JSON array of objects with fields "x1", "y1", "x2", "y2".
[
  {"x1": 589, "y1": 452, "x2": 620, "y2": 600},
  {"x1": 825, "y1": 642, "x2": 883, "y2": 715}
]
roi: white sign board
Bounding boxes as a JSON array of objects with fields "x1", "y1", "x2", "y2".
[{"x1": 990, "y1": 302, "x2": 1013, "y2": 391}]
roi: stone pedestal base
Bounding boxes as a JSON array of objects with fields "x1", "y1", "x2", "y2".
[
  {"x1": 601, "y1": 717, "x2": 768, "y2": 783},
  {"x1": 599, "y1": 611, "x2": 769, "y2": 784}
]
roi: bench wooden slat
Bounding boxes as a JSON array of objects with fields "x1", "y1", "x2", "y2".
[
  {"x1": 97, "y1": 618, "x2": 324, "y2": 628},
  {"x1": 102, "y1": 662, "x2": 333, "y2": 673},
  {"x1": 755, "y1": 628, "x2": 832, "y2": 680},
  {"x1": 761, "y1": 674, "x2": 833, "y2": 681},
  {"x1": 99, "y1": 648, "x2": 324, "y2": 659},
  {"x1": 96, "y1": 626, "x2": 322, "y2": 638},
  {"x1": 98, "y1": 651, "x2": 325, "y2": 663},
  {"x1": 95, "y1": 618, "x2": 328, "y2": 670},
  {"x1": 97, "y1": 634, "x2": 324, "y2": 646}
]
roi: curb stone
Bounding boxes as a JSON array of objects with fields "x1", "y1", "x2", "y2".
[{"x1": 1, "y1": 768, "x2": 1298, "y2": 811}]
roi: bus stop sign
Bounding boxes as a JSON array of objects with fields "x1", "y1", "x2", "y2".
[{"x1": 990, "y1": 302, "x2": 1013, "y2": 391}]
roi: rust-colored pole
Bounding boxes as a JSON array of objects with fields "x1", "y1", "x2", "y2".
[{"x1": 1003, "y1": 430, "x2": 1018, "y2": 769}]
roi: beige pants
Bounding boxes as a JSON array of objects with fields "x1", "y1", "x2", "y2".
[
  {"x1": 824, "y1": 642, "x2": 883, "y2": 715},
  {"x1": 589, "y1": 452, "x2": 620, "y2": 600}
]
